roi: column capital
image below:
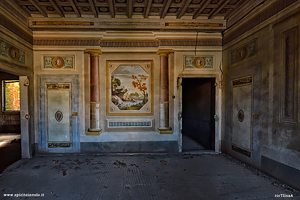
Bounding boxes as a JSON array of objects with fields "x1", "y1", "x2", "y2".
[
  {"x1": 157, "y1": 49, "x2": 173, "y2": 56},
  {"x1": 86, "y1": 49, "x2": 102, "y2": 56}
]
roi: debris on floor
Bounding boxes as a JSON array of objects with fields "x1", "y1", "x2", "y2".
[
  {"x1": 160, "y1": 160, "x2": 167, "y2": 164},
  {"x1": 50, "y1": 160, "x2": 59, "y2": 163},
  {"x1": 113, "y1": 160, "x2": 126, "y2": 167}
]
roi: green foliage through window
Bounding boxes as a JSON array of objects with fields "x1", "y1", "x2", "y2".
[{"x1": 3, "y1": 80, "x2": 20, "y2": 111}]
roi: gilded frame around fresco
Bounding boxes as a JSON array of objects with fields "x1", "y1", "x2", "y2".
[{"x1": 106, "y1": 60, "x2": 154, "y2": 116}]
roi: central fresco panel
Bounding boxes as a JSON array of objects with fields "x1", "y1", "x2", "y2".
[{"x1": 106, "y1": 60, "x2": 153, "y2": 116}]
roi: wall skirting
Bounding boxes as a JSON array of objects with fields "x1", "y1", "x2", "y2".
[
  {"x1": 261, "y1": 156, "x2": 300, "y2": 191},
  {"x1": 80, "y1": 141, "x2": 179, "y2": 153}
]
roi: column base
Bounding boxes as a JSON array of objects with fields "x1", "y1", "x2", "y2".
[
  {"x1": 157, "y1": 127, "x2": 173, "y2": 134},
  {"x1": 86, "y1": 128, "x2": 102, "y2": 136}
]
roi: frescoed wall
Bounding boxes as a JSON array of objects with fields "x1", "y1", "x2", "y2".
[{"x1": 222, "y1": 1, "x2": 300, "y2": 190}]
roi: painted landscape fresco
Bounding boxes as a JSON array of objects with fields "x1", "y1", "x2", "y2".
[{"x1": 111, "y1": 65, "x2": 148, "y2": 110}]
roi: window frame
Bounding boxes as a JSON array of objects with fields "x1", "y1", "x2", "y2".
[{"x1": 2, "y1": 80, "x2": 20, "y2": 112}]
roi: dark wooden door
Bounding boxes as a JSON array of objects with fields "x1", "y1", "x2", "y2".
[{"x1": 182, "y1": 78, "x2": 215, "y2": 150}]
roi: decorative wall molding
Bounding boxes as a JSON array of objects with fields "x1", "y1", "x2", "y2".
[
  {"x1": 108, "y1": 121, "x2": 152, "y2": 128},
  {"x1": 159, "y1": 40, "x2": 222, "y2": 47},
  {"x1": 165, "y1": 23, "x2": 223, "y2": 27},
  {"x1": 33, "y1": 21, "x2": 94, "y2": 26},
  {"x1": 223, "y1": 0, "x2": 299, "y2": 46},
  {"x1": 34, "y1": 39, "x2": 101, "y2": 46},
  {"x1": 185, "y1": 56, "x2": 213, "y2": 69},
  {"x1": 100, "y1": 41, "x2": 159, "y2": 48},
  {"x1": 0, "y1": 15, "x2": 33, "y2": 45},
  {"x1": 33, "y1": 39, "x2": 222, "y2": 47},
  {"x1": 280, "y1": 28, "x2": 298, "y2": 123},
  {"x1": 231, "y1": 40, "x2": 256, "y2": 65},
  {"x1": 44, "y1": 56, "x2": 74, "y2": 69},
  {"x1": 106, "y1": 60, "x2": 153, "y2": 116},
  {"x1": 0, "y1": 40, "x2": 25, "y2": 64}
]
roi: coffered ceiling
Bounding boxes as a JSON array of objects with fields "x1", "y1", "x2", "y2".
[{"x1": 2, "y1": 0, "x2": 268, "y2": 31}]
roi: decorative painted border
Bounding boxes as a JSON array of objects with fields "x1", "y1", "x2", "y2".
[
  {"x1": 33, "y1": 21, "x2": 94, "y2": 26},
  {"x1": 231, "y1": 76, "x2": 253, "y2": 154},
  {"x1": 0, "y1": 40, "x2": 25, "y2": 64},
  {"x1": 108, "y1": 121, "x2": 152, "y2": 128},
  {"x1": 232, "y1": 76, "x2": 253, "y2": 87},
  {"x1": 48, "y1": 143, "x2": 71, "y2": 148},
  {"x1": 44, "y1": 56, "x2": 74, "y2": 69},
  {"x1": 46, "y1": 83, "x2": 71, "y2": 144},
  {"x1": 37, "y1": 74, "x2": 80, "y2": 153},
  {"x1": 280, "y1": 27, "x2": 298, "y2": 123},
  {"x1": 223, "y1": 0, "x2": 298, "y2": 45},
  {"x1": 165, "y1": 23, "x2": 223, "y2": 27},
  {"x1": 106, "y1": 60, "x2": 154, "y2": 116},
  {"x1": 184, "y1": 56, "x2": 213, "y2": 69},
  {"x1": 33, "y1": 39, "x2": 222, "y2": 47},
  {"x1": 231, "y1": 40, "x2": 256, "y2": 65},
  {"x1": 0, "y1": 15, "x2": 33, "y2": 45}
]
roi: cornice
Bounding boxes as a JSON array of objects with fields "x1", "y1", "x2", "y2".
[
  {"x1": 223, "y1": 0, "x2": 299, "y2": 46},
  {"x1": 33, "y1": 39, "x2": 222, "y2": 47}
]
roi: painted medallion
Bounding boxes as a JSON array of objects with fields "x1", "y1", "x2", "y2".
[
  {"x1": 52, "y1": 56, "x2": 65, "y2": 68},
  {"x1": 55, "y1": 110, "x2": 63, "y2": 122},
  {"x1": 193, "y1": 56, "x2": 205, "y2": 68},
  {"x1": 237, "y1": 110, "x2": 244, "y2": 122},
  {"x1": 237, "y1": 46, "x2": 247, "y2": 61},
  {"x1": 8, "y1": 46, "x2": 19, "y2": 61}
]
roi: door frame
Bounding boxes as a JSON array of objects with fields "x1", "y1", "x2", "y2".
[
  {"x1": 178, "y1": 75, "x2": 222, "y2": 152},
  {"x1": 0, "y1": 68, "x2": 31, "y2": 158},
  {"x1": 37, "y1": 74, "x2": 80, "y2": 153}
]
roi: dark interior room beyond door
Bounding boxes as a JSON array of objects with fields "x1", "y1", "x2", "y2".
[{"x1": 182, "y1": 78, "x2": 215, "y2": 151}]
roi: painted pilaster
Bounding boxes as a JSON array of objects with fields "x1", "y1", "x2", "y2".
[
  {"x1": 157, "y1": 49, "x2": 173, "y2": 134},
  {"x1": 86, "y1": 49, "x2": 102, "y2": 135}
]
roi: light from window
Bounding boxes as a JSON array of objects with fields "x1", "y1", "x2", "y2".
[{"x1": 3, "y1": 80, "x2": 20, "y2": 111}]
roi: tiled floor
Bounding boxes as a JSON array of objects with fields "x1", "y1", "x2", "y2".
[{"x1": 0, "y1": 153, "x2": 298, "y2": 200}]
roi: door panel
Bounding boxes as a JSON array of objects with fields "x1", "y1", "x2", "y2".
[
  {"x1": 47, "y1": 87, "x2": 71, "y2": 142},
  {"x1": 182, "y1": 78, "x2": 215, "y2": 149},
  {"x1": 38, "y1": 75, "x2": 80, "y2": 153}
]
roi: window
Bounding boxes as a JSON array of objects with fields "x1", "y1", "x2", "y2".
[{"x1": 2, "y1": 80, "x2": 20, "y2": 111}]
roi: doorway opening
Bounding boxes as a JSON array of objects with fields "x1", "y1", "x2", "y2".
[
  {"x1": 0, "y1": 71, "x2": 21, "y2": 173},
  {"x1": 182, "y1": 78, "x2": 215, "y2": 152}
]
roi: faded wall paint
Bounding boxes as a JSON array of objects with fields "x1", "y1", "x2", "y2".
[{"x1": 222, "y1": 1, "x2": 300, "y2": 190}]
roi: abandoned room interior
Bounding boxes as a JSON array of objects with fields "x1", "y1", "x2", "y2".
[{"x1": 0, "y1": 0, "x2": 299, "y2": 193}]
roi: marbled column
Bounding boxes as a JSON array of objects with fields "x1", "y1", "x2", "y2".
[
  {"x1": 157, "y1": 49, "x2": 173, "y2": 133},
  {"x1": 86, "y1": 49, "x2": 102, "y2": 134}
]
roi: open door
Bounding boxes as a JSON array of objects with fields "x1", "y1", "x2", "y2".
[
  {"x1": 19, "y1": 76, "x2": 30, "y2": 158},
  {"x1": 182, "y1": 78, "x2": 215, "y2": 150}
]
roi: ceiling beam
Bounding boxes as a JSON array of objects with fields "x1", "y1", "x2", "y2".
[
  {"x1": 177, "y1": 0, "x2": 192, "y2": 19},
  {"x1": 49, "y1": 0, "x2": 64, "y2": 17},
  {"x1": 208, "y1": 0, "x2": 230, "y2": 19},
  {"x1": 161, "y1": 0, "x2": 172, "y2": 19},
  {"x1": 108, "y1": 0, "x2": 115, "y2": 18},
  {"x1": 69, "y1": 0, "x2": 81, "y2": 17},
  {"x1": 88, "y1": 0, "x2": 98, "y2": 17},
  {"x1": 224, "y1": 0, "x2": 248, "y2": 20},
  {"x1": 193, "y1": 0, "x2": 211, "y2": 19},
  {"x1": 28, "y1": 0, "x2": 47, "y2": 17},
  {"x1": 144, "y1": 0, "x2": 152, "y2": 18},
  {"x1": 128, "y1": 0, "x2": 133, "y2": 18},
  {"x1": 4, "y1": 0, "x2": 31, "y2": 18}
]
